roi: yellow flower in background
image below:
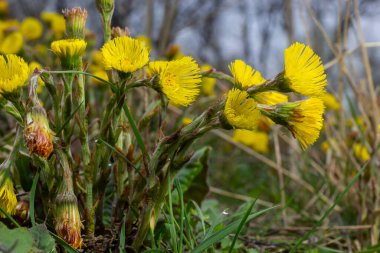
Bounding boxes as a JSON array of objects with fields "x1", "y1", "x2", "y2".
[
  {"x1": 0, "y1": 32, "x2": 23, "y2": 54},
  {"x1": 156, "y1": 56, "x2": 201, "y2": 106},
  {"x1": 20, "y1": 17, "x2": 43, "y2": 40},
  {"x1": 321, "y1": 93, "x2": 340, "y2": 111},
  {"x1": 28, "y1": 61, "x2": 44, "y2": 92},
  {"x1": 146, "y1": 60, "x2": 168, "y2": 78},
  {"x1": 286, "y1": 98, "x2": 325, "y2": 149},
  {"x1": 136, "y1": 34, "x2": 152, "y2": 51},
  {"x1": 283, "y1": 42, "x2": 327, "y2": 97},
  {"x1": 0, "y1": 0, "x2": 8, "y2": 14},
  {"x1": 182, "y1": 117, "x2": 193, "y2": 125},
  {"x1": 101, "y1": 36, "x2": 149, "y2": 73},
  {"x1": 224, "y1": 88, "x2": 260, "y2": 130},
  {"x1": 166, "y1": 44, "x2": 184, "y2": 60},
  {"x1": 92, "y1": 50, "x2": 103, "y2": 66},
  {"x1": 0, "y1": 170, "x2": 17, "y2": 218},
  {"x1": 92, "y1": 70, "x2": 109, "y2": 85},
  {"x1": 233, "y1": 129, "x2": 269, "y2": 154},
  {"x1": 353, "y1": 143, "x2": 370, "y2": 162},
  {"x1": 200, "y1": 64, "x2": 216, "y2": 96},
  {"x1": 255, "y1": 91, "x2": 288, "y2": 106},
  {"x1": 0, "y1": 54, "x2": 29, "y2": 94},
  {"x1": 41, "y1": 12, "x2": 66, "y2": 38},
  {"x1": 51, "y1": 39, "x2": 87, "y2": 58}
]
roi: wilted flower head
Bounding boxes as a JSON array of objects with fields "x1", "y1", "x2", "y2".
[
  {"x1": 20, "y1": 17, "x2": 43, "y2": 40},
  {"x1": 223, "y1": 88, "x2": 260, "y2": 130},
  {"x1": 51, "y1": 39, "x2": 87, "y2": 68},
  {"x1": 111, "y1": 26, "x2": 130, "y2": 38},
  {"x1": 101, "y1": 36, "x2": 149, "y2": 73},
  {"x1": 0, "y1": 54, "x2": 29, "y2": 95},
  {"x1": 148, "y1": 57, "x2": 202, "y2": 106},
  {"x1": 24, "y1": 108, "x2": 54, "y2": 159},
  {"x1": 282, "y1": 42, "x2": 327, "y2": 97},
  {"x1": 0, "y1": 169, "x2": 17, "y2": 218},
  {"x1": 55, "y1": 193, "x2": 83, "y2": 249},
  {"x1": 263, "y1": 97, "x2": 325, "y2": 149}
]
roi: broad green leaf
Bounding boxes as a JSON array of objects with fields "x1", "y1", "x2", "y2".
[
  {"x1": 0, "y1": 222, "x2": 36, "y2": 253},
  {"x1": 29, "y1": 224, "x2": 57, "y2": 253}
]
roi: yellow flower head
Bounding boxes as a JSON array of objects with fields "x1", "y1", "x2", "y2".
[
  {"x1": 0, "y1": 32, "x2": 23, "y2": 54},
  {"x1": 101, "y1": 36, "x2": 149, "y2": 73},
  {"x1": 229, "y1": 59, "x2": 265, "y2": 88},
  {"x1": 51, "y1": 39, "x2": 86, "y2": 68},
  {"x1": 182, "y1": 117, "x2": 193, "y2": 125},
  {"x1": 229, "y1": 59, "x2": 287, "y2": 105},
  {"x1": 92, "y1": 70, "x2": 109, "y2": 85},
  {"x1": 0, "y1": 54, "x2": 29, "y2": 95},
  {"x1": 233, "y1": 129, "x2": 269, "y2": 154},
  {"x1": 146, "y1": 60, "x2": 168, "y2": 78},
  {"x1": 321, "y1": 93, "x2": 340, "y2": 111},
  {"x1": 20, "y1": 17, "x2": 43, "y2": 40},
  {"x1": 285, "y1": 98, "x2": 325, "y2": 149},
  {"x1": 200, "y1": 64, "x2": 216, "y2": 96},
  {"x1": 283, "y1": 42, "x2": 327, "y2": 97},
  {"x1": 224, "y1": 88, "x2": 260, "y2": 130},
  {"x1": 155, "y1": 56, "x2": 201, "y2": 106},
  {"x1": 136, "y1": 35, "x2": 152, "y2": 51},
  {"x1": 0, "y1": 170, "x2": 17, "y2": 218},
  {"x1": 353, "y1": 143, "x2": 370, "y2": 162},
  {"x1": 0, "y1": 0, "x2": 8, "y2": 14},
  {"x1": 41, "y1": 12, "x2": 66, "y2": 38}
]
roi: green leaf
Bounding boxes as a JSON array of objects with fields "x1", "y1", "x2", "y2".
[
  {"x1": 174, "y1": 147, "x2": 211, "y2": 204},
  {"x1": 0, "y1": 222, "x2": 36, "y2": 253},
  {"x1": 14, "y1": 152, "x2": 33, "y2": 191},
  {"x1": 30, "y1": 171, "x2": 40, "y2": 227},
  {"x1": 3, "y1": 103, "x2": 23, "y2": 125},
  {"x1": 29, "y1": 224, "x2": 57, "y2": 253}
]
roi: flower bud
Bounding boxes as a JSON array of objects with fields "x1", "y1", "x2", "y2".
[
  {"x1": 24, "y1": 106, "x2": 54, "y2": 159},
  {"x1": 63, "y1": 7, "x2": 88, "y2": 39},
  {"x1": 0, "y1": 169, "x2": 17, "y2": 218},
  {"x1": 111, "y1": 26, "x2": 130, "y2": 39},
  {"x1": 96, "y1": 0, "x2": 115, "y2": 16},
  {"x1": 55, "y1": 192, "x2": 83, "y2": 249}
]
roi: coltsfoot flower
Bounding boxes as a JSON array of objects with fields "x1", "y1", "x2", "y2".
[
  {"x1": 101, "y1": 36, "x2": 149, "y2": 73},
  {"x1": 0, "y1": 54, "x2": 29, "y2": 95},
  {"x1": 51, "y1": 39, "x2": 87, "y2": 68},
  {"x1": 321, "y1": 93, "x2": 340, "y2": 111},
  {"x1": 229, "y1": 59, "x2": 287, "y2": 105},
  {"x1": 233, "y1": 129, "x2": 269, "y2": 154},
  {"x1": 20, "y1": 17, "x2": 43, "y2": 40},
  {"x1": 262, "y1": 97, "x2": 325, "y2": 149},
  {"x1": 41, "y1": 12, "x2": 66, "y2": 38},
  {"x1": 282, "y1": 42, "x2": 327, "y2": 97},
  {"x1": 148, "y1": 57, "x2": 202, "y2": 106},
  {"x1": 223, "y1": 88, "x2": 260, "y2": 130},
  {"x1": 200, "y1": 64, "x2": 216, "y2": 96},
  {"x1": 353, "y1": 143, "x2": 370, "y2": 162},
  {"x1": 0, "y1": 169, "x2": 17, "y2": 218},
  {"x1": 24, "y1": 109, "x2": 54, "y2": 159},
  {"x1": 0, "y1": 31, "x2": 24, "y2": 54},
  {"x1": 55, "y1": 193, "x2": 83, "y2": 249}
]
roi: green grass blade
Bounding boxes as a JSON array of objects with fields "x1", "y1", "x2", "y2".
[
  {"x1": 290, "y1": 164, "x2": 367, "y2": 252},
  {"x1": 174, "y1": 179, "x2": 185, "y2": 253},
  {"x1": 48, "y1": 70, "x2": 115, "y2": 87},
  {"x1": 30, "y1": 170, "x2": 40, "y2": 227},
  {"x1": 0, "y1": 206, "x2": 21, "y2": 227},
  {"x1": 228, "y1": 200, "x2": 256, "y2": 253},
  {"x1": 123, "y1": 104, "x2": 149, "y2": 159},
  {"x1": 167, "y1": 173, "x2": 178, "y2": 253},
  {"x1": 56, "y1": 100, "x2": 84, "y2": 135},
  {"x1": 49, "y1": 232, "x2": 77, "y2": 253},
  {"x1": 119, "y1": 214, "x2": 127, "y2": 253},
  {"x1": 192, "y1": 205, "x2": 278, "y2": 253}
]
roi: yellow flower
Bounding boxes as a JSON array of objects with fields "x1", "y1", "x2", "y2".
[
  {"x1": 28, "y1": 61, "x2": 44, "y2": 92},
  {"x1": 229, "y1": 59, "x2": 287, "y2": 105},
  {"x1": 155, "y1": 56, "x2": 201, "y2": 106},
  {"x1": 51, "y1": 39, "x2": 86, "y2": 68},
  {"x1": 92, "y1": 70, "x2": 109, "y2": 85},
  {"x1": 283, "y1": 42, "x2": 327, "y2": 97},
  {"x1": 146, "y1": 60, "x2": 168, "y2": 78},
  {"x1": 20, "y1": 17, "x2": 43, "y2": 40},
  {"x1": 232, "y1": 129, "x2": 269, "y2": 154},
  {"x1": 166, "y1": 44, "x2": 184, "y2": 60},
  {"x1": 224, "y1": 88, "x2": 260, "y2": 130},
  {"x1": 286, "y1": 98, "x2": 325, "y2": 149},
  {"x1": 182, "y1": 117, "x2": 193, "y2": 125},
  {"x1": 321, "y1": 93, "x2": 340, "y2": 111},
  {"x1": 136, "y1": 34, "x2": 152, "y2": 51},
  {"x1": 101, "y1": 36, "x2": 149, "y2": 73},
  {"x1": 0, "y1": 170, "x2": 17, "y2": 218},
  {"x1": 0, "y1": 54, "x2": 29, "y2": 95},
  {"x1": 0, "y1": 0, "x2": 8, "y2": 14},
  {"x1": 92, "y1": 50, "x2": 104, "y2": 66},
  {"x1": 0, "y1": 32, "x2": 23, "y2": 54},
  {"x1": 41, "y1": 12, "x2": 66, "y2": 38},
  {"x1": 353, "y1": 143, "x2": 370, "y2": 162},
  {"x1": 200, "y1": 64, "x2": 216, "y2": 96}
]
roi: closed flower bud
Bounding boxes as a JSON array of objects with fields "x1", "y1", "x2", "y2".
[
  {"x1": 55, "y1": 192, "x2": 83, "y2": 249},
  {"x1": 63, "y1": 7, "x2": 88, "y2": 39},
  {"x1": 111, "y1": 26, "x2": 130, "y2": 39},
  {"x1": 24, "y1": 107, "x2": 54, "y2": 159}
]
